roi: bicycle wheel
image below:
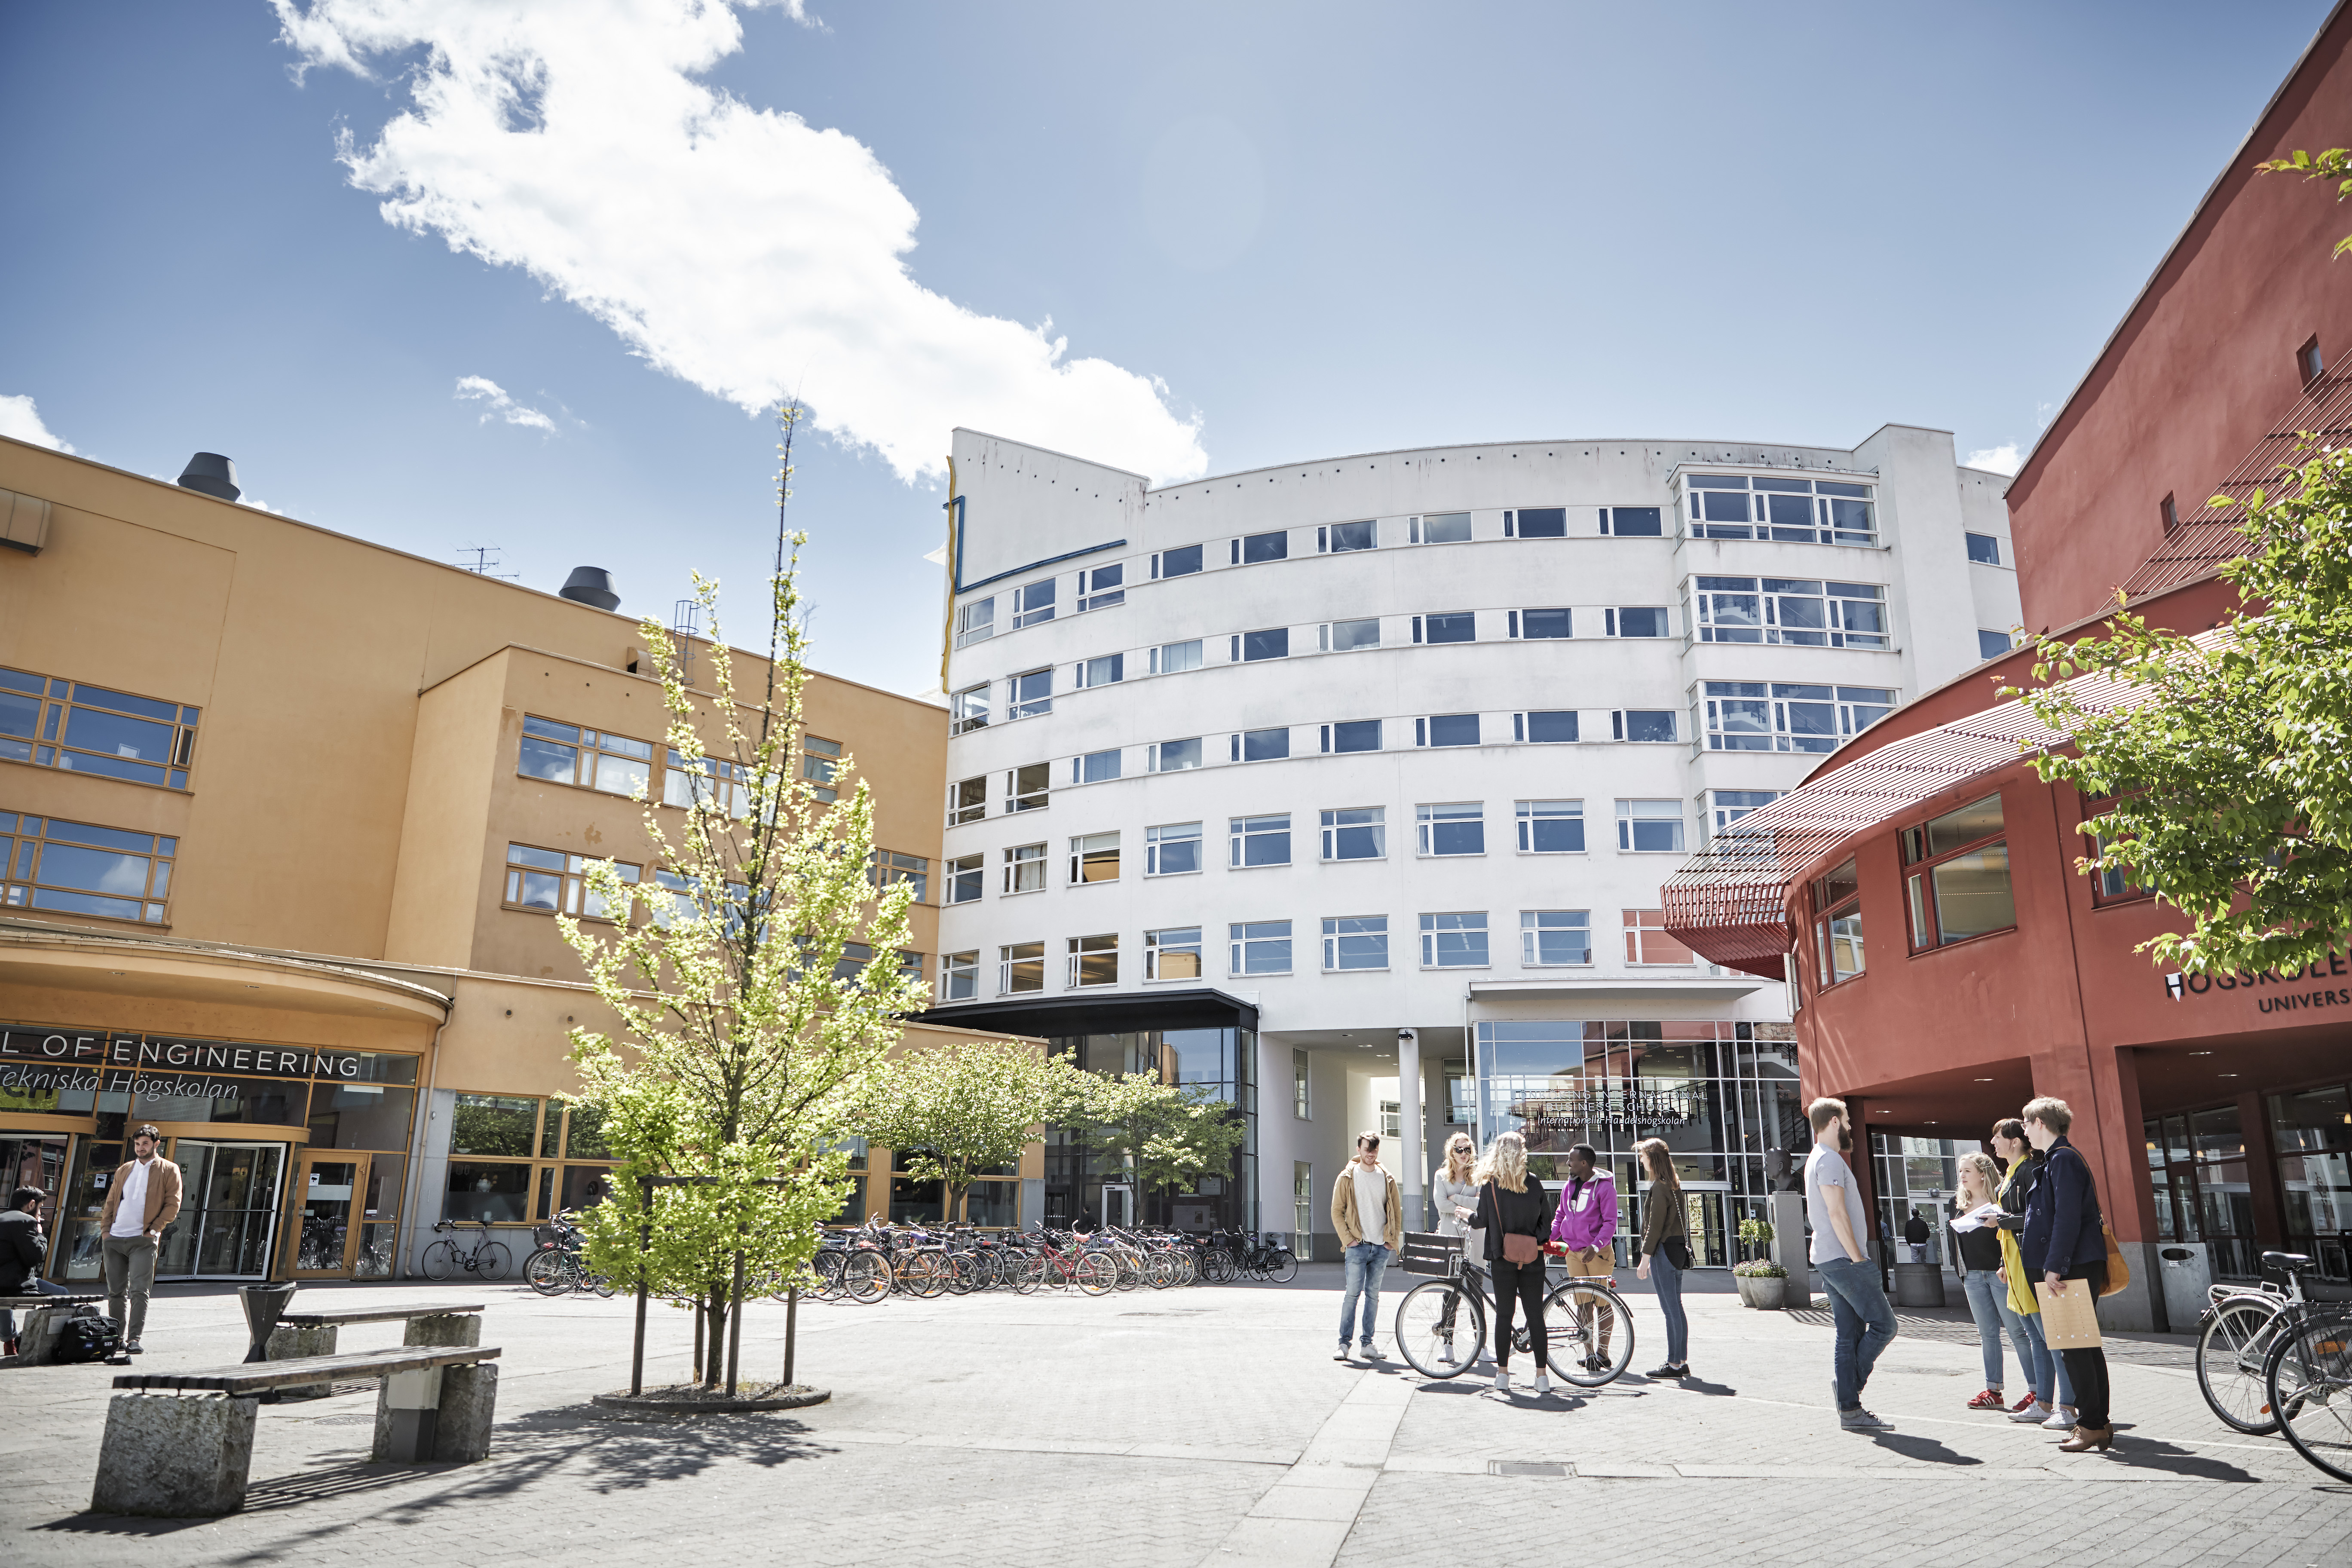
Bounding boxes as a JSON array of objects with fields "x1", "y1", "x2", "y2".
[
  {"x1": 588, "y1": 1272, "x2": 617, "y2": 1299},
  {"x1": 1204, "y1": 1248, "x2": 1234, "y2": 1283},
  {"x1": 843, "y1": 1250, "x2": 891, "y2": 1305},
  {"x1": 474, "y1": 1241, "x2": 511, "y2": 1280},
  {"x1": 422, "y1": 1240, "x2": 458, "y2": 1281},
  {"x1": 811, "y1": 1252, "x2": 847, "y2": 1303},
  {"x1": 1008, "y1": 1252, "x2": 1044, "y2": 1295},
  {"x1": 1544, "y1": 1281, "x2": 1635, "y2": 1387},
  {"x1": 945, "y1": 1253, "x2": 981, "y2": 1296},
  {"x1": 1395, "y1": 1280, "x2": 1486, "y2": 1378},
  {"x1": 904, "y1": 1252, "x2": 951, "y2": 1299},
  {"x1": 2198, "y1": 1296, "x2": 2285, "y2": 1433},
  {"x1": 2268, "y1": 1311, "x2": 2352, "y2": 1483},
  {"x1": 1265, "y1": 1250, "x2": 1298, "y2": 1284},
  {"x1": 524, "y1": 1247, "x2": 573, "y2": 1296},
  {"x1": 1145, "y1": 1253, "x2": 1177, "y2": 1290},
  {"x1": 1075, "y1": 1252, "x2": 1119, "y2": 1296}
]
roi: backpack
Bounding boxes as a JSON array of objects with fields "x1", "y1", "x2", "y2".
[{"x1": 49, "y1": 1311, "x2": 122, "y2": 1365}]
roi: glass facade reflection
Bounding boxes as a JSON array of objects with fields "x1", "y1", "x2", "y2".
[
  {"x1": 1045, "y1": 1029, "x2": 1257, "y2": 1234},
  {"x1": 1474, "y1": 1020, "x2": 1800, "y2": 1267}
]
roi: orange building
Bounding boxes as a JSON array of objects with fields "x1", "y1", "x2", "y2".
[{"x1": 0, "y1": 435, "x2": 1025, "y2": 1285}]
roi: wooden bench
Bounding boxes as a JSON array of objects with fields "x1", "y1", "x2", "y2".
[
  {"x1": 265, "y1": 1303, "x2": 486, "y2": 1398},
  {"x1": 3, "y1": 1294, "x2": 108, "y2": 1366},
  {"x1": 96, "y1": 1344, "x2": 503, "y2": 1516}
]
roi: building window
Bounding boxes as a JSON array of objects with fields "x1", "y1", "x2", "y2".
[
  {"x1": 942, "y1": 950, "x2": 978, "y2": 1001},
  {"x1": 0, "y1": 812, "x2": 176, "y2": 924},
  {"x1": 1516, "y1": 799, "x2": 1584, "y2": 853},
  {"x1": 1146, "y1": 821, "x2": 1202, "y2": 876},
  {"x1": 1235, "y1": 628, "x2": 1289, "y2": 662},
  {"x1": 1230, "y1": 813, "x2": 1291, "y2": 868},
  {"x1": 1152, "y1": 544, "x2": 1204, "y2": 579},
  {"x1": 1008, "y1": 668, "x2": 1053, "y2": 721},
  {"x1": 1067, "y1": 933, "x2": 1118, "y2": 987},
  {"x1": 1069, "y1": 832, "x2": 1119, "y2": 884},
  {"x1": 1412, "y1": 612, "x2": 1475, "y2": 644},
  {"x1": 1073, "y1": 748, "x2": 1121, "y2": 784},
  {"x1": 1684, "y1": 473, "x2": 1876, "y2": 545},
  {"x1": 519, "y1": 715, "x2": 655, "y2": 798},
  {"x1": 1320, "y1": 519, "x2": 1376, "y2": 553},
  {"x1": 1003, "y1": 843, "x2": 1047, "y2": 894},
  {"x1": 1415, "y1": 714, "x2": 1480, "y2": 747},
  {"x1": 2084, "y1": 818, "x2": 2147, "y2": 905},
  {"x1": 1692, "y1": 577, "x2": 1887, "y2": 648},
  {"x1": 1813, "y1": 858, "x2": 1864, "y2": 986},
  {"x1": 949, "y1": 775, "x2": 986, "y2": 825},
  {"x1": 1612, "y1": 710, "x2": 1678, "y2": 743},
  {"x1": 950, "y1": 683, "x2": 990, "y2": 735},
  {"x1": 999, "y1": 941, "x2": 1045, "y2": 994},
  {"x1": 1509, "y1": 607, "x2": 1571, "y2": 639},
  {"x1": 1513, "y1": 710, "x2": 1579, "y2": 743},
  {"x1": 1320, "y1": 807, "x2": 1385, "y2": 861},
  {"x1": 1149, "y1": 737, "x2": 1201, "y2": 772},
  {"x1": 1978, "y1": 629, "x2": 2015, "y2": 661},
  {"x1": 1417, "y1": 802, "x2": 1485, "y2": 857},
  {"x1": 1229, "y1": 920, "x2": 1293, "y2": 974},
  {"x1": 1419, "y1": 912, "x2": 1488, "y2": 968},
  {"x1": 1233, "y1": 727, "x2": 1290, "y2": 762},
  {"x1": 954, "y1": 597, "x2": 995, "y2": 648},
  {"x1": 1146, "y1": 925, "x2": 1202, "y2": 980},
  {"x1": 1, "y1": 668, "x2": 201, "y2": 790},
  {"x1": 1901, "y1": 793, "x2": 2015, "y2": 948},
  {"x1": 1076, "y1": 653, "x2": 1124, "y2": 689},
  {"x1": 1293, "y1": 1049, "x2": 1311, "y2": 1118},
  {"x1": 664, "y1": 750, "x2": 751, "y2": 817},
  {"x1": 1319, "y1": 719, "x2": 1382, "y2": 753},
  {"x1": 1005, "y1": 762, "x2": 1050, "y2": 813},
  {"x1": 1598, "y1": 506, "x2": 1663, "y2": 536},
  {"x1": 1077, "y1": 564, "x2": 1124, "y2": 612},
  {"x1": 1410, "y1": 512, "x2": 1472, "y2": 544},
  {"x1": 2300, "y1": 333, "x2": 2324, "y2": 385},
  {"x1": 1616, "y1": 799, "x2": 1685, "y2": 853},
  {"x1": 1152, "y1": 639, "x2": 1205, "y2": 677},
  {"x1": 1445, "y1": 1060, "x2": 1474, "y2": 1124},
  {"x1": 870, "y1": 849, "x2": 928, "y2": 903},
  {"x1": 1606, "y1": 606, "x2": 1669, "y2": 638},
  {"x1": 1319, "y1": 616, "x2": 1380, "y2": 652},
  {"x1": 1011, "y1": 578, "x2": 1057, "y2": 629},
  {"x1": 503, "y1": 844, "x2": 641, "y2": 921},
  {"x1": 1623, "y1": 910, "x2": 1695, "y2": 965},
  {"x1": 1521, "y1": 910, "x2": 1592, "y2": 966},
  {"x1": 1965, "y1": 533, "x2": 2002, "y2": 566},
  {"x1": 1236, "y1": 530, "x2": 1289, "y2": 564},
  {"x1": 1710, "y1": 789, "x2": 1780, "y2": 837},
  {"x1": 802, "y1": 735, "x2": 842, "y2": 802},
  {"x1": 2161, "y1": 493, "x2": 2180, "y2": 534},
  {"x1": 946, "y1": 853, "x2": 983, "y2": 904},
  {"x1": 1701, "y1": 682, "x2": 1891, "y2": 753},
  {"x1": 1323, "y1": 916, "x2": 1388, "y2": 971},
  {"x1": 1504, "y1": 507, "x2": 1567, "y2": 539}
]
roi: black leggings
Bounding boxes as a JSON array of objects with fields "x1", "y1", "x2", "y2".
[
  {"x1": 1491, "y1": 1257, "x2": 1548, "y2": 1371},
  {"x1": 2058, "y1": 1261, "x2": 2111, "y2": 1428}
]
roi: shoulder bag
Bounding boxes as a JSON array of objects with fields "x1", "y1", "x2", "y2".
[
  {"x1": 2068, "y1": 1148, "x2": 2132, "y2": 1299},
  {"x1": 1491, "y1": 1182, "x2": 1542, "y2": 1265}
]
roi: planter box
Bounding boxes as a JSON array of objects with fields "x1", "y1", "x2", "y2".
[{"x1": 1749, "y1": 1274, "x2": 1786, "y2": 1309}]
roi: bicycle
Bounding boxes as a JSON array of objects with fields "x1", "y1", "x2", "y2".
[
  {"x1": 422, "y1": 1217, "x2": 511, "y2": 1281},
  {"x1": 2257, "y1": 1250, "x2": 2352, "y2": 1482},
  {"x1": 2196, "y1": 1272, "x2": 2293, "y2": 1433},
  {"x1": 1391, "y1": 1233, "x2": 1634, "y2": 1387}
]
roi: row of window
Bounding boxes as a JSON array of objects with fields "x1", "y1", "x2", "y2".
[
  {"x1": 0, "y1": 810, "x2": 177, "y2": 925},
  {"x1": 500, "y1": 840, "x2": 931, "y2": 922},
  {"x1": 940, "y1": 907, "x2": 1700, "y2": 999},
  {"x1": 519, "y1": 716, "x2": 844, "y2": 806},
  {"x1": 1, "y1": 665, "x2": 201, "y2": 792}
]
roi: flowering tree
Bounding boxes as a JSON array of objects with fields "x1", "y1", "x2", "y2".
[{"x1": 1076, "y1": 1072, "x2": 1246, "y2": 1212}]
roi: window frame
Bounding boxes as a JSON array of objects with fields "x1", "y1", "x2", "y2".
[
  {"x1": 1319, "y1": 616, "x2": 1381, "y2": 652},
  {"x1": 1148, "y1": 737, "x2": 1202, "y2": 773},
  {"x1": 953, "y1": 597, "x2": 995, "y2": 648},
  {"x1": 1812, "y1": 857, "x2": 1864, "y2": 989},
  {"x1": 1151, "y1": 638, "x2": 1204, "y2": 675},
  {"x1": 1418, "y1": 911, "x2": 1489, "y2": 969},
  {"x1": 1011, "y1": 577, "x2": 1057, "y2": 629},
  {"x1": 1145, "y1": 821, "x2": 1203, "y2": 877},
  {"x1": 1068, "y1": 831, "x2": 1120, "y2": 885},
  {"x1": 1519, "y1": 909, "x2": 1592, "y2": 967},
  {"x1": 1515, "y1": 799, "x2": 1585, "y2": 854},
  {"x1": 1077, "y1": 564, "x2": 1125, "y2": 612},
  {"x1": 1002, "y1": 842, "x2": 1047, "y2": 896},
  {"x1": 998, "y1": 941, "x2": 1046, "y2": 995},
  {"x1": 941, "y1": 950, "x2": 979, "y2": 1002},
  {"x1": 945, "y1": 852, "x2": 983, "y2": 905},
  {"x1": 1415, "y1": 801, "x2": 1486, "y2": 858},
  {"x1": 1007, "y1": 668, "x2": 1054, "y2": 721},
  {"x1": 1502, "y1": 506, "x2": 1566, "y2": 539},
  {"x1": 1152, "y1": 544, "x2": 1204, "y2": 579},
  {"x1": 2, "y1": 668, "x2": 202, "y2": 792},
  {"x1": 1066, "y1": 932, "x2": 1118, "y2": 988},
  {"x1": 1622, "y1": 909, "x2": 1697, "y2": 966},
  {"x1": 1415, "y1": 714, "x2": 1481, "y2": 748},
  {"x1": 518, "y1": 714, "x2": 657, "y2": 800},
  {"x1": 0, "y1": 812, "x2": 178, "y2": 925},
  {"x1": 949, "y1": 775, "x2": 986, "y2": 826},
  {"x1": 1319, "y1": 719, "x2": 1382, "y2": 754},
  {"x1": 1321, "y1": 915, "x2": 1390, "y2": 972},
  {"x1": 1319, "y1": 519, "x2": 1377, "y2": 554},
  {"x1": 1964, "y1": 533, "x2": 2003, "y2": 567},
  {"x1": 1899, "y1": 793, "x2": 2016, "y2": 951},
  {"x1": 950, "y1": 683, "x2": 990, "y2": 735},
  {"x1": 1598, "y1": 506, "x2": 1663, "y2": 537},
  {"x1": 1235, "y1": 530, "x2": 1290, "y2": 565},
  {"x1": 1228, "y1": 919, "x2": 1294, "y2": 976},
  {"x1": 1512, "y1": 710, "x2": 1580, "y2": 744},
  {"x1": 1509, "y1": 607, "x2": 1572, "y2": 640},
  {"x1": 502, "y1": 843, "x2": 643, "y2": 923},
  {"x1": 1605, "y1": 606, "x2": 1670, "y2": 638},
  {"x1": 1232, "y1": 727, "x2": 1290, "y2": 763},
  {"x1": 1229, "y1": 813, "x2": 1292, "y2": 869},
  {"x1": 1409, "y1": 512, "x2": 1472, "y2": 545},
  {"x1": 1145, "y1": 925, "x2": 1204, "y2": 982},
  {"x1": 1005, "y1": 762, "x2": 1050, "y2": 814},
  {"x1": 1412, "y1": 611, "x2": 1476, "y2": 645},
  {"x1": 1611, "y1": 709, "x2": 1679, "y2": 744},
  {"x1": 1615, "y1": 799, "x2": 1686, "y2": 854},
  {"x1": 1319, "y1": 806, "x2": 1385, "y2": 863}
]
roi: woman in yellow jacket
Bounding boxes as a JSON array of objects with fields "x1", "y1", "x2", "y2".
[{"x1": 1990, "y1": 1117, "x2": 2076, "y2": 1427}]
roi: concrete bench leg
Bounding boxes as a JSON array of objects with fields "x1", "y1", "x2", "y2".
[
  {"x1": 434, "y1": 1362, "x2": 498, "y2": 1462},
  {"x1": 371, "y1": 1362, "x2": 497, "y2": 1464},
  {"x1": 92, "y1": 1393, "x2": 258, "y2": 1517},
  {"x1": 266, "y1": 1324, "x2": 340, "y2": 1399},
  {"x1": 403, "y1": 1313, "x2": 481, "y2": 1348},
  {"x1": 19, "y1": 1305, "x2": 84, "y2": 1366}
]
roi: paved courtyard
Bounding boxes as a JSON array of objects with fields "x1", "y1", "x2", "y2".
[{"x1": 4, "y1": 1265, "x2": 2348, "y2": 1567}]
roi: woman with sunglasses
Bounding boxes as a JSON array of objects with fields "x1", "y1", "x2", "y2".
[{"x1": 1432, "y1": 1132, "x2": 1482, "y2": 1259}]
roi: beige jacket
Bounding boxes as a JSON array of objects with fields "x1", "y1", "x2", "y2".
[
  {"x1": 1330, "y1": 1162, "x2": 1404, "y2": 1250},
  {"x1": 99, "y1": 1157, "x2": 184, "y2": 1238}
]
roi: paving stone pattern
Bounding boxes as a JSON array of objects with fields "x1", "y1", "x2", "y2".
[{"x1": 1, "y1": 1265, "x2": 2344, "y2": 1567}]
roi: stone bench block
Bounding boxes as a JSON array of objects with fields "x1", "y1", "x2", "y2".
[
  {"x1": 92, "y1": 1393, "x2": 258, "y2": 1517},
  {"x1": 266, "y1": 1324, "x2": 340, "y2": 1399},
  {"x1": 371, "y1": 1360, "x2": 497, "y2": 1463},
  {"x1": 403, "y1": 1312, "x2": 481, "y2": 1348}
]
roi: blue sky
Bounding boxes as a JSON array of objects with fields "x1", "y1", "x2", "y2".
[{"x1": 0, "y1": 1, "x2": 2335, "y2": 695}]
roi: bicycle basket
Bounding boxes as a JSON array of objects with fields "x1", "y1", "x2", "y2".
[{"x1": 1400, "y1": 1231, "x2": 1464, "y2": 1277}]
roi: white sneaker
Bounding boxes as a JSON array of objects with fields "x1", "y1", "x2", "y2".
[
  {"x1": 2042, "y1": 1405, "x2": 2077, "y2": 1430},
  {"x1": 1333, "y1": 1344, "x2": 1353, "y2": 1363},
  {"x1": 1532, "y1": 1369, "x2": 1552, "y2": 1395},
  {"x1": 2009, "y1": 1401, "x2": 2052, "y2": 1424},
  {"x1": 1491, "y1": 1369, "x2": 1512, "y2": 1395}
]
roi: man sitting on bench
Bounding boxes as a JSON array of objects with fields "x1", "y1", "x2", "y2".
[{"x1": 2, "y1": 1185, "x2": 67, "y2": 1355}]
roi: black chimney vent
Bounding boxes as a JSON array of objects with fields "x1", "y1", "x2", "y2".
[
  {"x1": 559, "y1": 567, "x2": 620, "y2": 611},
  {"x1": 177, "y1": 453, "x2": 241, "y2": 502}
]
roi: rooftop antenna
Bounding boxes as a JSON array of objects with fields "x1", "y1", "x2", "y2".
[{"x1": 456, "y1": 545, "x2": 518, "y2": 579}]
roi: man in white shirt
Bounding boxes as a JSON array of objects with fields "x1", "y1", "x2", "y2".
[
  {"x1": 1329, "y1": 1132, "x2": 1403, "y2": 1361},
  {"x1": 1806, "y1": 1098, "x2": 1897, "y2": 1430},
  {"x1": 98, "y1": 1125, "x2": 182, "y2": 1354}
]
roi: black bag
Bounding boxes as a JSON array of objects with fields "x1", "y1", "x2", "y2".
[
  {"x1": 1662, "y1": 1235, "x2": 1694, "y2": 1271},
  {"x1": 50, "y1": 1311, "x2": 122, "y2": 1364}
]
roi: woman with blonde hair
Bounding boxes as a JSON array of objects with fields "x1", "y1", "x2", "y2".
[
  {"x1": 1631, "y1": 1138, "x2": 1691, "y2": 1378},
  {"x1": 1954, "y1": 1149, "x2": 2031, "y2": 1410},
  {"x1": 1470, "y1": 1130, "x2": 1554, "y2": 1397},
  {"x1": 1432, "y1": 1131, "x2": 1482, "y2": 1259}
]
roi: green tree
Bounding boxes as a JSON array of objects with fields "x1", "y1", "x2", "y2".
[
  {"x1": 857, "y1": 1041, "x2": 1089, "y2": 1222},
  {"x1": 558, "y1": 407, "x2": 924, "y2": 1387},
  {"x1": 1077, "y1": 1072, "x2": 1246, "y2": 1205}
]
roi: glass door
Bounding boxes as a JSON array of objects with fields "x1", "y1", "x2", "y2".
[
  {"x1": 1293, "y1": 1162, "x2": 1314, "y2": 1260},
  {"x1": 0, "y1": 1134, "x2": 70, "y2": 1279},
  {"x1": 1682, "y1": 1185, "x2": 1730, "y2": 1268},
  {"x1": 289, "y1": 1153, "x2": 364, "y2": 1275},
  {"x1": 159, "y1": 1140, "x2": 285, "y2": 1279}
]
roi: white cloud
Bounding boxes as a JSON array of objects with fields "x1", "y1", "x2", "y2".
[
  {"x1": 0, "y1": 395, "x2": 74, "y2": 453},
  {"x1": 1963, "y1": 442, "x2": 2023, "y2": 475},
  {"x1": 275, "y1": 1, "x2": 1208, "y2": 484},
  {"x1": 455, "y1": 374, "x2": 558, "y2": 432}
]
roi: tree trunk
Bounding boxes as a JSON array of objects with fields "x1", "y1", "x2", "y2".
[{"x1": 703, "y1": 1281, "x2": 729, "y2": 1386}]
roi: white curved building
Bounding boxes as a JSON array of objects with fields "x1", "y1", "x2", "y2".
[{"x1": 925, "y1": 424, "x2": 2018, "y2": 1264}]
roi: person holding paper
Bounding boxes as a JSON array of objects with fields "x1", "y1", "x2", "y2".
[
  {"x1": 1990, "y1": 1118, "x2": 2074, "y2": 1427},
  {"x1": 2019, "y1": 1096, "x2": 2115, "y2": 1454},
  {"x1": 1952, "y1": 1152, "x2": 2027, "y2": 1410}
]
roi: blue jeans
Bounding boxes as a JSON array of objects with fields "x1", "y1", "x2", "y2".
[
  {"x1": 1, "y1": 1275, "x2": 67, "y2": 1341},
  {"x1": 1339, "y1": 1241, "x2": 1390, "y2": 1346},
  {"x1": 1651, "y1": 1251, "x2": 1689, "y2": 1365},
  {"x1": 1960, "y1": 1267, "x2": 2014, "y2": 1388},
  {"x1": 1817, "y1": 1256, "x2": 1899, "y2": 1411},
  {"x1": 2019, "y1": 1304, "x2": 2074, "y2": 1407}
]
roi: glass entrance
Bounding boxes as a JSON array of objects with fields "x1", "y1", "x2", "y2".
[
  {"x1": 159, "y1": 1140, "x2": 285, "y2": 1279},
  {"x1": 1293, "y1": 1162, "x2": 1314, "y2": 1260},
  {"x1": 1682, "y1": 1186, "x2": 1731, "y2": 1268},
  {"x1": 290, "y1": 1154, "x2": 361, "y2": 1275},
  {"x1": 0, "y1": 1133, "x2": 70, "y2": 1279}
]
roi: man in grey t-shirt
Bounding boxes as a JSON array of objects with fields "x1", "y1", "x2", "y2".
[{"x1": 1805, "y1": 1098, "x2": 1897, "y2": 1429}]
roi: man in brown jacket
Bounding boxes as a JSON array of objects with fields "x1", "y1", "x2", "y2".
[
  {"x1": 1329, "y1": 1132, "x2": 1403, "y2": 1362},
  {"x1": 98, "y1": 1125, "x2": 181, "y2": 1353}
]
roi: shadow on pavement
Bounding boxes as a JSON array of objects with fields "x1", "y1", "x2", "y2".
[
  {"x1": 1664, "y1": 1375, "x2": 1736, "y2": 1396},
  {"x1": 1865, "y1": 1431, "x2": 1981, "y2": 1465},
  {"x1": 2103, "y1": 1436, "x2": 2258, "y2": 1483}
]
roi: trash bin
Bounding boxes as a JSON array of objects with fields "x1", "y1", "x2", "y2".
[
  {"x1": 239, "y1": 1281, "x2": 300, "y2": 1363},
  {"x1": 1892, "y1": 1261, "x2": 1947, "y2": 1307},
  {"x1": 2158, "y1": 1243, "x2": 2211, "y2": 1335}
]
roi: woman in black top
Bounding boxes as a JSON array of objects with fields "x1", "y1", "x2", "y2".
[
  {"x1": 2019, "y1": 1097, "x2": 2115, "y2": 1452},
  {"x1": 1953, "y1": 1151, "x2": 2023, "y2": 1409},
  {"x1": 1470, "y1": 1130, "x2": 1553, "y2": 1398}
]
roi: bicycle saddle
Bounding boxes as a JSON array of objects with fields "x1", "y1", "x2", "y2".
[{"x1": 2263, "y1": 1250, "x2": 2315, "y2": 1274}]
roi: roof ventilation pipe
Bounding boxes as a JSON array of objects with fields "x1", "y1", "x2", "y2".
[
  {"x1": 176, "y1": 453, "x2": 241, "y2": 502},
  {"x1": 558, "y1": 567, "x2": 620, "y2": 611}
]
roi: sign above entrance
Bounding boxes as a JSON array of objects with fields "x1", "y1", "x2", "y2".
[
  {"x1": 0, "y1": 1027, "x2": 371, "y2": 1081},
  {"x1": 2162, "y1": 953, "x2": 2352, "y2": 1016}
]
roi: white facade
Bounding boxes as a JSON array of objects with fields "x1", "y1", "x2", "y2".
[{"x1": 931, "y1": 425, "x2": 2018, "y2": 1256}]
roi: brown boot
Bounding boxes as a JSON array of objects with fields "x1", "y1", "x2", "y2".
[{"x1": 2057, "y1": 1424, "x2": 2114, "y2": 1453}]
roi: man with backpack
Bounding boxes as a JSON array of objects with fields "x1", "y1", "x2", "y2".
[
  {"x1": 1, "y1": 1185, "x2": 65, "y2": 1355},
  {"x1": 99, "y1": 1126, "x2": 181, "y2": 1354}
]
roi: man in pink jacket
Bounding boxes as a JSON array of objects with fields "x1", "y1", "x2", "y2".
[{"x1": 1550, "y1": 1144, "x2": 1618, "y2": 1372}]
